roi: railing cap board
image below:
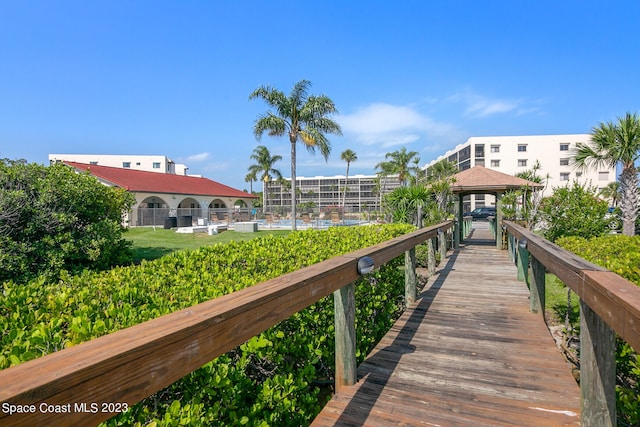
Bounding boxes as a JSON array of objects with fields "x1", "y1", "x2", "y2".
[
  {"x1": 0, "y1": 220, "x2": 453, "y2": 426},
  {"x1": 582, "y1": 270, "x2": 640, "y2": 352},
  {"x1": 503, "y1": 220, "x2": 640, "y2": 352},
  {"x1": 504, "y1": 221, "x2": 606, "y2": 288}
]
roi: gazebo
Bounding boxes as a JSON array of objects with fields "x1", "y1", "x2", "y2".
[{"x1": 450, "y1": 166, "x2": 544, "y2": 248}]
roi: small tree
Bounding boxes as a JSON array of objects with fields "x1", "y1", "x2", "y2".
[
  {"x1": 539, "y1": 181, "x2": 609, "y2": 242},
  {"x1": 0, "y1": 160, "x2": 135, "y2": 284},
  {"x1": 499, "y1": 162, "x2": 548, "y2": 229}
]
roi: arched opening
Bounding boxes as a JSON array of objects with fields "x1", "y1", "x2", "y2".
[
  {"x1": 137, "y1": 196, "x2": 170, "y2": 226},
  {"x1": 177, "y1": 198, "x2": 202, "y2": 223}
]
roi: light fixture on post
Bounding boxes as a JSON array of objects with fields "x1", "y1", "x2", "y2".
[{"x1": 357, "y1": 256, "x2": 375, "y2": 275}]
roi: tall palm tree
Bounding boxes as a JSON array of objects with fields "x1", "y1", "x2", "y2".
[
  {"x1": 340, "y1": 149, "x2": 357, "y2": 209},
  {"x1": 383, "y1": 147, "x2": 419, "y2": 186},
  {"x1": 248, "y1": 145, "x2": 282, "y2": 214},
  {"x1": 573, "y1": 112, "x2": 640, "y2": 236},
  {"x1": 250, "y1": 80, "x2": 342, "y2": 230}
]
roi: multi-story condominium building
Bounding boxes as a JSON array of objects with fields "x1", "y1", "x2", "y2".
[
  {"x1": 49, "y1": 154, "x2": 190, "y2": 175},
  {"x1": 423, "y1": 134, "x2": 617, "y2": 212},
  {"x1": 265, "y1": 174, "x2": 402, "y2": 212}
]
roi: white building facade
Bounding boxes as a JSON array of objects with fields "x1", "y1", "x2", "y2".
[
  {"x1": 424, "y1": 134, "x2": 617, "y2": 212},
  {"x1": 265, "y1": 174, "x2": 402, "y2": 213},
  {"x1": 49, "y1": 154, "x2": 189, "y2": 175}
]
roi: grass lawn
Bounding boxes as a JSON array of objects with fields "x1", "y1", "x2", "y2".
[
  {"x1": 545, "y1": 273, "x2": 580, "y2": 328},
  {"x1": 125, "y1": 227, "x2": 291, "y2": 263}
]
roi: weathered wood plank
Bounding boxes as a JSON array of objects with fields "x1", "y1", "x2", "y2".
[{"x1": 312, "y1": 224, "x2": 580, "y2": 426}]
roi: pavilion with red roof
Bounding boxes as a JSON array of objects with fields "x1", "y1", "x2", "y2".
[{"x1": 66, "y1": 162, "x2": 257, "y2": 227}]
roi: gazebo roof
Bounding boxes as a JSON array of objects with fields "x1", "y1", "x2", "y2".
[{"x1": 451, "y1": 166, "x2": 544, "y2": 194}]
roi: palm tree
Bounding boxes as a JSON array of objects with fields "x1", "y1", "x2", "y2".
[
  {"x1": 426, "y1": 159, "x2": 458, "y2": 219},
  {"x1": 374, "y1": 161, "x2": 395, "y2": 212},
  {"x1": 248, "y1": 145, "x2": 282, "y2": 214},
  {"x1": 427, "y1": 159, "x2": 458, "y2": 182},
  {"x1": 245, "y1": 170, "x2": 257, "y2": 194},
  {"x1": 599, "y1": 182, "x2": 620, "y2": 207},
  {"x1": 250, "y1": 80, "x2": 342, "y2": 230},
  {"x1": 573, "y1": 112, "x2": 640, "y2": 235},
  {"x1": 340, "y1": 149, "x2": 357, "y2": 209},
  {"x1": 382, "y1": 147, "x2": 419, "y2": 186}
]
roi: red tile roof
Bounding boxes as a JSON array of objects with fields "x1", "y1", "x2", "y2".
[{"x1": 66, "y1": 162, "x2": 256, "y2": 199}]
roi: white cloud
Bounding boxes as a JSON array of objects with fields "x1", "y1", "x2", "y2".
[
  {"x1": 448, "y1": 89, "x2": 524, "y2": 118},
  {"x1": 338, "y1": 103, "x2": 461, "y2": 148},
  {"x1": 185, "y1": 152, "x2": 210, "y2": 162}
]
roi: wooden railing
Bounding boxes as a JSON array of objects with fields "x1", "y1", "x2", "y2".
[
  {"x1": 0, "y1": 221, "x2": 454, "y2": 426},
  {"x1": 504, "y1": 221, "x2": 640, "y2": 427}
]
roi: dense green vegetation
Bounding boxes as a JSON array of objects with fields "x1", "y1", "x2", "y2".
[
  {"x1": 539, "y1": 181, "x2": 610, "y2": 242},
  {"x1": 0, "y1": 159, "x2": 135, "y2": 284},
  {"x1": 1, "y1": 224, "x2": 414, "y2": 426},
  {"x1": 557, "y1": 235, "x2": 640, "y2": 426}
]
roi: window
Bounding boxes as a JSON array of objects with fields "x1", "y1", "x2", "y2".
[
  {"x1": 598, "y1": 171, "x2": 609, "y2": 181},
  {"x1": 517, "y1": 144, "x2": 527, "y2": 152},
  {"x1": 560, "y1": 173, "x2": 570, "y2": 181},
  {"x1": 153, "y1": 162, "x2": 161, "y2": 169},
  {"x1": 560, "y1": 158, "x2": 569, "y2": 166},
  {"x1": 490, "y1": 159, "x2": 500, "y2": 167},
  {"x1": 136, "y1": 162, "x2": 141, "y2": 166},
  {"x1": 122, "y1": 162, "x2": 131, "y2": 168},
  {"x1": 475, "y1": 159, "x2": 485, "y2": 166},
  {"x1": 560, "y1": 143, "x2": 570, "y2": 151},
  {"x1": 89, "y1": 161, "x2": 98, "y2": 165},
  {"x1": 518, "y1": 159, "x2": 527, "y2": 167},
  {"x1": 490, "y1": 145, "x2": 500, "y2": 153},
  {"x1": 474, "y1": 144, "x2": 484, "y2": 158}
]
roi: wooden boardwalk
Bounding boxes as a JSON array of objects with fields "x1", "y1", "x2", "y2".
[{"x1": 312, "y1": 224, "x2": 581, "y2": 426}]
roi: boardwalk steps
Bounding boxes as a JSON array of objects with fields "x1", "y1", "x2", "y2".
[{"x1": 312, "y1": 224, "x2": 581, "y2": 426}]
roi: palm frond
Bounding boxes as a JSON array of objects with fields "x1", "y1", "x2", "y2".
[{"x1": 253, "y1": 114, "x2": 287, "y2": 139}]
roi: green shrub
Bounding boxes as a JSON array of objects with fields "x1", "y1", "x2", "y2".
[
  {"x1": 539, "y1": 181, "x2": 609, "y2": 242},
  {"x1": 0, "y1": 159, "x2": 135, "y2": 284},
  {"x1": 1, "y1": 224, "x2": 414, "y2": 425},
  {"x1": 557, "y1": 234, "x2": 640, "y2": 425}
]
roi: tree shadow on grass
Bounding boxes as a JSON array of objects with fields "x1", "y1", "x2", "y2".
[{"x1": 130, "y1": 247, "x2": 175, "y2": 264}]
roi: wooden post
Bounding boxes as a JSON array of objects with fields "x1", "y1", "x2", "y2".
[
  {"x1": 334, "y1": 283, "x2": 357, "y2": 391},
  {"x1": 454, "y1": 220, "x2": 460, "y2": 248},
  {"x1": 529, "y1": 256, "x2": 545, "y2": 314},
  {"x1": 427, "y1": 237, "x2": 436, "y2": 276},
  {"x1": 516, "y1": 238, "x2": 528, "y2": 283},
  {"x1": 405, "y1": 247, "x2": 417, "y2": 305},
  {"x1": 438, "y1": 229, "x2": 447, "y2": 261},
  {"x1": 580, "y1": 301, "x2": 616, "y2": 427},
  {"x1": 498, "y1": 193, "x2": 503, "y2": 248},
  {"x1": 507, "y1": 231, "x2": 514, "y2": 262}
]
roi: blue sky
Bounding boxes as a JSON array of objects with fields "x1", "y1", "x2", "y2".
[{"x1": 1, "y1": 1, "x2": 639, "y2": 191}]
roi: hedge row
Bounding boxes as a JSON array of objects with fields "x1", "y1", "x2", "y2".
[
  {"x1": 557, "y1": 234, "x2": 640, "y2": 426},
  {"x1": 1, "y1": 224, "x2": 415, "y2": 426}
]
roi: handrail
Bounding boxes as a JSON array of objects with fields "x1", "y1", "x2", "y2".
[
  {"x1": 503, "y1": 220, "x2": 640, "y2": 427},
  {"x1": 0, "y1": 221, "x2": 454, "y2": 426}
]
